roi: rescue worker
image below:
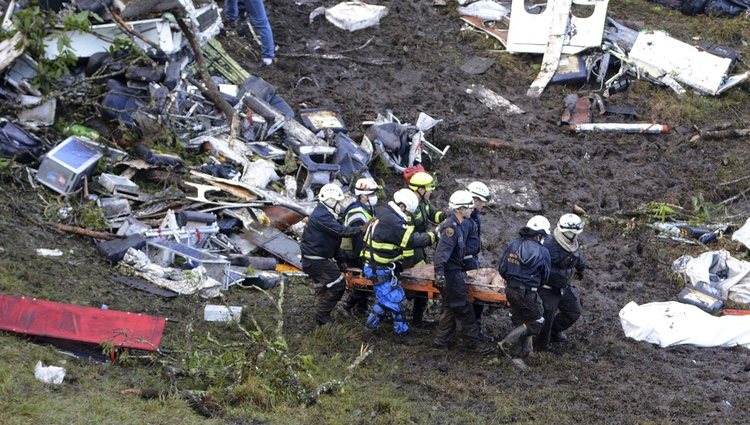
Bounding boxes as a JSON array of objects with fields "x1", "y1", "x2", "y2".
[
  {"x1": 300, "y1": 183, "x2": 363, "y2": 326},
  {"x1": 535, "y1": 213, "x2": 586, "y2": 351},
  {"x1": 404, "y1": 171, "x2": 443, "y2": 327},
  {"x1": 339, "y1": 178, "x2": 379, "y2": 316},
  {"x1": 432, "y1": 190, "x2": 492, "y2": 353},
  {"x1": 497, "y1": 215, "x2": 552, "y2": 362},
  {"x1": 362, "y1": 188, "x2": 436, "y2": 335},
  {"x1": 462, "y1": 181, "x2": 491, "y2": 336}
]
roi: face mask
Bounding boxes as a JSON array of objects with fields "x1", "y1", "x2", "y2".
[
  {"x1": 367, "y1": 195, "x2": 378, "y2": 206},
  {"x1": 562, "y1": 230, "x2": 577, "y2": 241},
  {"x1": 333, "y1": 202, "x2": 342, "y2": 215}
]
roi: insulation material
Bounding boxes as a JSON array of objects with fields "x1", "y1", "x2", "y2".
[
  {"x1": 620, "y1": 301, "x2": 750, "y2": 349},
  {"x1": 457, "y1": 0, "x2": 509, "y2": 21},
  {"x1": 311, "y1": 1, "x2": 389, "y2": 32}
]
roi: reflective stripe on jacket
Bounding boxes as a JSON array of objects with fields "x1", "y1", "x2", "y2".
[
  {"x1": 340, "y1": 201, "x2": 375, "y2": 260},
  {"x1": 361, "y1": 202, "x2": 434, "y2": 265}
]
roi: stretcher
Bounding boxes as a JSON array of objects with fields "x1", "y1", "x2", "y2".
[{"x1": 344, "y1": 266, "x2": 508, "y2": 306}]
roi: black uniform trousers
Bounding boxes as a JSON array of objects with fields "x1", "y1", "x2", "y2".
[
  {"x1": 536, "y1": 286, "x2": 581, "y2": 349},
  {"x1": 506, "y1": 285, "x2": 544, "y2": 336},
  {"x1": 301, "y1": 258, "x2": 345, "y2": 325},
  {"x1": 433, "y1": 270, "x2": 481, "y2": 347}
]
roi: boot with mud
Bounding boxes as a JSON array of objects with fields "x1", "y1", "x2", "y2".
[
  {"x1": 551, "y1": 331, "x2": 568, "y2": 343},
  {"x1": 519, "y1": 335, "x2": 534, "y2": 358},
  {"x1": 461, "y1": 342, "x2": 496, "y2": 355},
  {"x1": 497, "y1": 325, "x2": 527, "y2": 357}
]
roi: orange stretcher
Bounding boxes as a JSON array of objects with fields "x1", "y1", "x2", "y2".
[{"x1": 344, "y1": 268, "x2": 508, "y2": 306}]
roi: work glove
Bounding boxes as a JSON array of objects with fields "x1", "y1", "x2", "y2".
[
  {"x1": 434, "y1": 275, "x2": 446, "y2": 291},
  {"x1": 574, "y1": 270, "x2": 584, "y2": 280}
]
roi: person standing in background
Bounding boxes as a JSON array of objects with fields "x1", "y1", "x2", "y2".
[{"x1": 224, "y1": 0, "x2": 276, "y2": 66}]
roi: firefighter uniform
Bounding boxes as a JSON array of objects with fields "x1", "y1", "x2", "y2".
[
  {"x1": 403, "y1": 198, "x2": 443, "y2": 325},
  {"x1": 339, "y1": 200, "x2": 376, "y2": 314},
  {"x1": 362, "y1": 201, "x2": 435, "y2": 334}
]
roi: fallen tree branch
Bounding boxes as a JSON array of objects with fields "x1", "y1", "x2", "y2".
[
  {"x1": 54, "y1": 223, "x2": 122, "y2": 240},
  {"x1": 241, "y1": 93, "x2": 324, "y2": 152},
  {"x1": 278, "y1": 52, "x2": 396, "y2": 66},
  {"x1": 719, "y1": 185, "x2": 750, "y2": 206},
  {"x1": 719, "y1": 174, "x2": 750, "y2": 187},
  {"x1": 176, "y1": 16, "x2": 240, "y2": 139},
  {"x1": 338, "y1": 36, "x2": 375, "y2": 53},
  {"x1": 305, "y1": 343, "x2": 372, "y2": 406},
  {"x1": 690, "y1": 128, "x2": 750, "y2": 143},
  {"x1": 108, "y1": 8, "x2": 162, "y2": 61},
  {"x1": 447, "y1": 134, "x2": 538, "y2": 154}
]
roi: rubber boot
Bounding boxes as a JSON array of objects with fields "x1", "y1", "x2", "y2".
[
  {"x1": 412, "y1": 298, "x2": 427, "y2": 327},
  {"x1": 551, "y1": 331, "x2": 568, "y2": 342},
  {"x1": 520, "y1": 335, "x2": 534, "y2": 358},
  {"x1": 497, "y1": 325, "x2": 527, "y2": 357}
]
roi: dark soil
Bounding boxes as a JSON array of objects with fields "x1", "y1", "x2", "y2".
[
  {"x1": 249, "y1": 2, "x2": 750, "y2": 423},
  {"x1": 3, "y1": 0, "x2": 750, "y2": 423}
]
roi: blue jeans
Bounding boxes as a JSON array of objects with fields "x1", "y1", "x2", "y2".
[{"x1": 224, "y1": 0, "x2": 275, "y2": 60}]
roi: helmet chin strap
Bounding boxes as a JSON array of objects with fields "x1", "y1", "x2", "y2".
[{"x1": 322, "y1": 199, "x2": 338, "y2": 214}]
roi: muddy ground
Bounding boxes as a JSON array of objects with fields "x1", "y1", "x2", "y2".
[
  {"x1": 3, "y1": 0, "x2": 750, "y2": 424},
  {"x1": 246, "y1": 1, "x2": 750, "y2": 423}
]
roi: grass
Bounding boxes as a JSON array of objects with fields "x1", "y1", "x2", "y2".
[
  {"x1": 0, "y1": 335, "x2": 224, "y2": 425},
  {"x1": 3, "y1": 1, "x2": 750, "y2": 424}
]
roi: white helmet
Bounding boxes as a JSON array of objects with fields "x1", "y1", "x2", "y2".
[
  {"x1": 526, "y1": 215, "x2": 551, "y2": 235},
  {"x1": 318, "y1": 183, "x2": 344, "y2": 208},
  {"x1": 448, "y1": 190, "x2": 475, "y2": 210},
  {"x1": 354, "y1": 178, "x2": 378, "y2": 196},
  {"x1": 558, "y1": 213, "x2": 584, "y2": 236},
  {"x1": 393, "y1": 188, "x2": 419, "y2": 214},
  {"x1": 466, "y1": 181, "x2": 490, "y2": 202}
]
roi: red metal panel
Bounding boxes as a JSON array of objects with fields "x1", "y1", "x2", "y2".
[{"x1": 0, "y1": 294, "x2": 166, "y2": 351}]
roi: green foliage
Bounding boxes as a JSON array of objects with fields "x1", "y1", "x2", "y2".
[
  {"x1": 690, "y1": 192, "x2": 726, "y2": 223},
  {"x1": 11, "y1": 8, "x2": 96, "y2": 93},
  {"x1": 75, "y1": 201, "x2": 108, "y2": 229},
  {"x1": 12, "y1": 7, "x2": 53, "y2": 57},
  {"x1": 61, "y1": 10, "x2": 98, "y2": 31},
  {"x1": 648, "y1": 201, "x2": 677, "y2": 222}
]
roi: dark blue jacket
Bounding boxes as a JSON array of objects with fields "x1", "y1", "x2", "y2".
[
  {"x1": 300, "y1": 203, "x2": 361, "y2": 259},
  {"x1": 461, "y1": 208, "x2": 481, "y2": 269},
  {"x1": 434, "y1": 214, "x2": 466, "y2": 277},
  {"x1": 543, "y1": 236, "x2": 586, "y2": 288},
  {"x1": 499, "y1": 227, "x2": 551, "y2": 288},
  {"x1": 463, "y1": 208, "x2": 481, "y2": 256},
  {"x1": 434, "y1": 214, "x2": 469, "y2": 307}
]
